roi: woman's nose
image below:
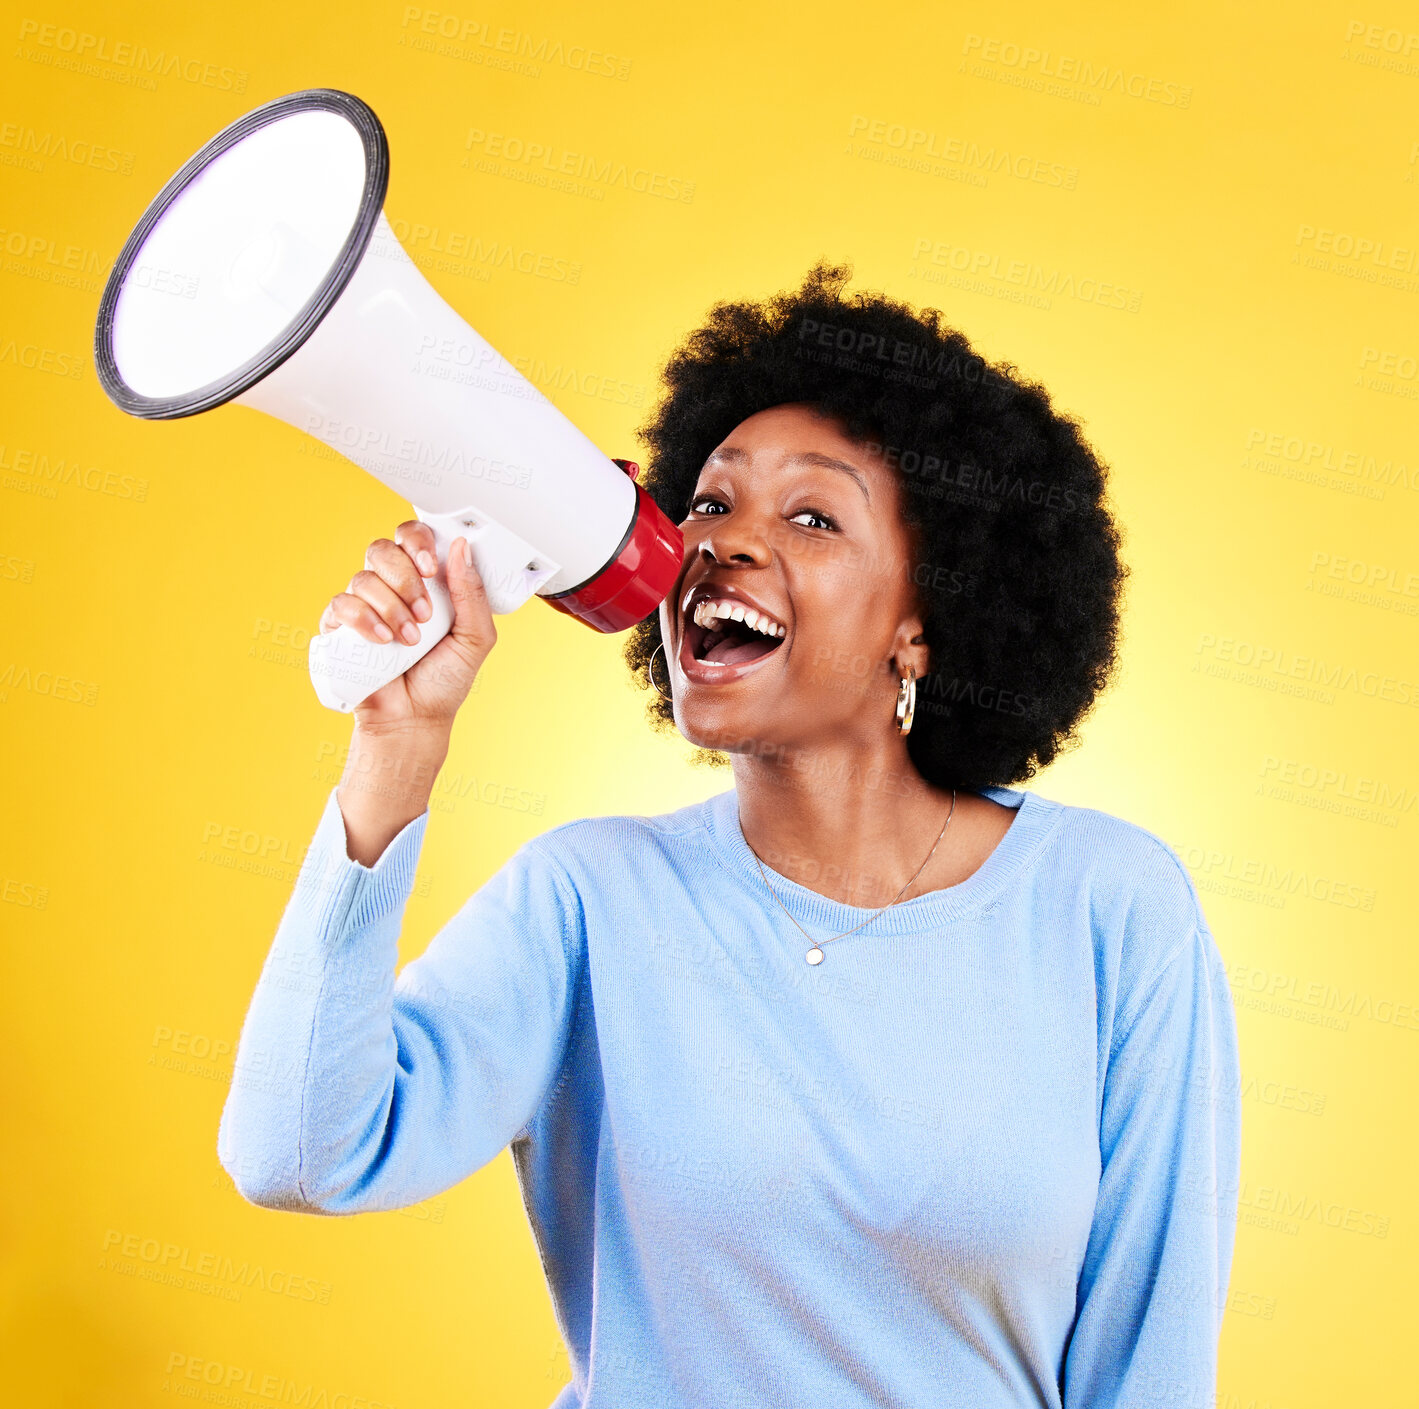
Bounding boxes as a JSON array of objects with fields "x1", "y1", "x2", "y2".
[{"x1": 698, "y1": 514, "x2": 773, "y2": 567}]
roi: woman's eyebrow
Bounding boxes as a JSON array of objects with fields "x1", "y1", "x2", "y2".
[
  {"x1": 787, "y1": 451, "x2": 871, "y2": 503},
  {"x1": 705, "y1": 446, "x2": 871, "y2": 503}
]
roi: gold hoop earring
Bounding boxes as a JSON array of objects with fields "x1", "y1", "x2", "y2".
[
  {"x1": 895, "y1": 665, "x2": 916, "y2": 736},
  {"x1": 649, "y1": 642, "x2": 673, "y2": 702}
]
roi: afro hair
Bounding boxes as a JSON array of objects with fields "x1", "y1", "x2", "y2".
[{"x1": 623, "y1": 258, "x2": 1129, "y2": 792}]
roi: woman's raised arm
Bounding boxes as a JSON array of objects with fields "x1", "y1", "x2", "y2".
[{"x1": 218, "y1": 517, "x2": 585, "y2": 1214}]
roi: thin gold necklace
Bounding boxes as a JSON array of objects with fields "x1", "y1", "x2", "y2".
[{"x1": 741, "y1": 790, "x2": 957, "y2": 965}]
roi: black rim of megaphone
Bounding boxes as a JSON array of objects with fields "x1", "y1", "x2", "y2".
[{"x1": 94, "y1": 88, "x2": 390, "y2": 421}]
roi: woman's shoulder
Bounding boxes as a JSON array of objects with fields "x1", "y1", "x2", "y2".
[
  {"x1": 1025, "y1": 789, "x2": 1214, "y2": 998},
  {"x1": 993, "y1": 785, "x2": 1200, "y2": 917},
  {"x1": 1030, "y1": 791, "x2": 1200, "y2": 911},
  {"x1": 513, "y1": 789, "x2": 727, "y2": 889}
]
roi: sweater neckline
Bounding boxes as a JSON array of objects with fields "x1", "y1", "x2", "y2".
[{"x1": 701, "y1": 783, "x2": 1062, "y2": 933}]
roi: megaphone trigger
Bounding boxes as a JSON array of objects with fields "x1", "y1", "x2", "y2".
[{"x1": 415, "y1": 502, "x2": 561, "y2": 614}]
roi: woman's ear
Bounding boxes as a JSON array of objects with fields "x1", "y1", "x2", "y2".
[{"x1": 892, "y1": 618, "x2": 930, "y2": 681}]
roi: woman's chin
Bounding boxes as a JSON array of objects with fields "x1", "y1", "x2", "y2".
[{"x1": 672, "y1": 695, "x2": 780, "y2": 757}]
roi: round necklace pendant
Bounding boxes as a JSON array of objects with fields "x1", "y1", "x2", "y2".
[{"x1": 805, "y1": 946, "x2": 825, "y2": 965}]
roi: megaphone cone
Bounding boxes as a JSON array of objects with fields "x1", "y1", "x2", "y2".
[{"x1": 94, "y1": 88, "x2": 682, "y2": 712}]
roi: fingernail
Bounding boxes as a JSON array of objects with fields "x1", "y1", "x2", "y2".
[
  {"x1": 374, "y1": 622, "x2": 394, "y2": 642},
  {"x1": 412, "y1": 596, "x2": 431, "y2": 621},
  {"x1": 417, "y1": 550, "x2": 437, "y2": 576},
  {"x1": 401, "y1": 622, "x2": 420, "y2": 644}
]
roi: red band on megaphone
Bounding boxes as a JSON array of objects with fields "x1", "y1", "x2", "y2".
[{"x1": 543, "y1": 480, "x2": 683, "y2": 633}]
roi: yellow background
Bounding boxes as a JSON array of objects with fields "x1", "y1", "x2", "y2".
[{"x1": 2, "y1": 0, "x2": 1416, "y2": 1403}]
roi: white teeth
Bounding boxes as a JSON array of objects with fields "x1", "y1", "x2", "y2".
[{"x1": 691, "y1": 597, "x2": 786, "y2": 639}]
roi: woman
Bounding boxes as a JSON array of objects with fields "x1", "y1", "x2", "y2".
[{"x1": 219, "y1": 261, "x2": 1241, "y2": 1408}]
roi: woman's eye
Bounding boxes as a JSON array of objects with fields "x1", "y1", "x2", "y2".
[{"x1": 687, "y1": 498, "x2": 837, "y2": 531}]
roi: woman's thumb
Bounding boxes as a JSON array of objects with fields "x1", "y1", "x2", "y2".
[{"x1": 445, "y1": 537, "x2": 497, "y2": 657}]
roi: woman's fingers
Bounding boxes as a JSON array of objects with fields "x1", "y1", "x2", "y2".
[
  {"x1": 320, "y1": 529, "x2": 435, "y2": 644},
  {"x1": 321, "y1": 583, "x2": 405, "y2": 643},
  {"x1": 366, "y1": 535, "x2": 433, "y2": 622},
  {"x1": 394, "y1": 520, "x2": 440, "y2": 579}
]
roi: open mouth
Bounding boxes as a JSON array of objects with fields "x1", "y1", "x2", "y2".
[{"x1": 684, "y1": 598, "x2": 787, "y2": 669}]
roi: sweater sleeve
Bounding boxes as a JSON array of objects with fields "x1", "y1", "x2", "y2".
[
  {"x1": 216, "y1": 786, "x2": 585, "y2": 1217},
  {"x1": 1060, "y1": 923, "x2": 1242, "y2": 1408}
]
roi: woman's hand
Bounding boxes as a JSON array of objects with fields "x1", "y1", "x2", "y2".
[{"x1": 318, "y1": 519, "x2": 496, "y2": 738}]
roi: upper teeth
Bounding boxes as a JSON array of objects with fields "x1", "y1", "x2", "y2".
[{"x1": 692, "y1": 598, "x2": 786, "y2": 638}]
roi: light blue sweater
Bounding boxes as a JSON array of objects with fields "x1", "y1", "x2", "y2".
[{"x1": 218, "y1": 781, "x2": 1241, "y2": 1408}]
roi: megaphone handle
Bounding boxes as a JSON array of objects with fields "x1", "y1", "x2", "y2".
[
  {"x1": 306, "y1": 562, "x2": 457, "y2": 714},
  {"x1": 307, "y1": 506, "x2": 561, "y2": 713}
]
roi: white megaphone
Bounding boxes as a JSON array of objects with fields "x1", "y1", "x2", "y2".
[{"x1": 93, "y1": 88, "x2": 683, "y2": 712}]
